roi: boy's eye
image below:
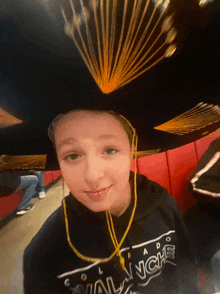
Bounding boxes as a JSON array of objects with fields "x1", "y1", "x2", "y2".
[
  {"x1": 105, "y1": 148, "x2": 118, "y2": 155},
  {"x1": 65, "y1": 154, "x2": 79, "y2": 161}
]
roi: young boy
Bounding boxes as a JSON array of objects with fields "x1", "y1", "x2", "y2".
[{"x1": 23, "y1": 110, "x2": 200, "y2": 293}]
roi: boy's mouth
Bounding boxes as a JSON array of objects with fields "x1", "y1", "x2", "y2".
[{"x1": 86, "y1": 185, "x2": 112, "y2": 200}]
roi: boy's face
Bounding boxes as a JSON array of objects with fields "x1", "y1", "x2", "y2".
[{"x1": 54, "y1": 111, "x2": 132, "y2": 216}]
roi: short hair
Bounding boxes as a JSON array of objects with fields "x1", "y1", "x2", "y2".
[{"x1": 48, "y1": 109, "x2": 134, "y2": 148}]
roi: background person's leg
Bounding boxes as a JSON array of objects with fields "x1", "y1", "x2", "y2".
[
  {"x1": 33, "y1": 171, "x2": 45, "y2": 192},
  {"x1": 33, "y1": 171, "x2": 46, "y2": 199},
  {"x1": 17, "y1": 175, "x2": 38, "y2": 210}
]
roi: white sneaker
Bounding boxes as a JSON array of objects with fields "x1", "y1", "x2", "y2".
[
  {"x1": 39, "y1": 191, "x2": 46, "y2": 199},
  {"x1": 16, "y1": 203, "x2": 35, "y2": 215}
]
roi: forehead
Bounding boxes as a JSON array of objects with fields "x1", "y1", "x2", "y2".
[{"x1": 54, "y1": 111, "x2": 128, "y2": 142}]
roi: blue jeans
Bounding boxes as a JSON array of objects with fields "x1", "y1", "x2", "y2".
[
  {"x1": 17, "y1": 172, "x2": 45, "y2": 210},
  {"x1": 33, "y1": 171, "x2": 45, "y2": 193}
]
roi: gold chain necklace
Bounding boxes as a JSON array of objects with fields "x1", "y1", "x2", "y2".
[{"x1": 63, "y1": 130, "x2": 138, "y2": 270}]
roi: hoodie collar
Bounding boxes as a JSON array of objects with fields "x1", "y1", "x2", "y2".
[{"x1": 63, "y1": 172, "x2": 162, "y2": 227}]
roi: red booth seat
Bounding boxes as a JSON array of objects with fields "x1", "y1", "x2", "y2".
[
  {"x1": 131, "y1": 130, "x2": 220, "y2": 213},
  {"x1": 0, "y1": 190, "x2": 23, "y2": 219}
]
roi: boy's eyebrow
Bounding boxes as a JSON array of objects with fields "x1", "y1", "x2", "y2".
[
  {"x1": 98, "y1": 134, "x2": 117, "y2": 140},
  {"x1": 57, "y1": 138, "x2": 76, "y2": 150},
  {"x1": 57, "y1": 134, "x2": 118, "y2": 149}
]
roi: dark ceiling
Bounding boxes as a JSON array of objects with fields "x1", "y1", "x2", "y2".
[{"x1": 0, "y1": 0, "x2": 220, "y2": 169}]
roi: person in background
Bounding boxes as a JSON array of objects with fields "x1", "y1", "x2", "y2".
[
  {"x1": 187, "y1": 137, "x2": 220, "y2": 293},
  {"x1": 0, "y1": 171, "x2": 46, "y2": 216}
]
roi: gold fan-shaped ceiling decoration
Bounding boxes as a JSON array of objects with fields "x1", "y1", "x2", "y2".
[
  {"x1": 199, "y1": 0, "x2": 214, "y2": 7},
  {"x1": 61, "y1": 0, "x2": 177, "y2": 94},
  {"x1": 0, "y1": 108, "x2": 23, "y2": 129},
  {"x1": 154, "y1": 103, "x2": 220, "y2": 135}
]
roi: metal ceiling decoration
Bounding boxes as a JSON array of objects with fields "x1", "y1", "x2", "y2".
[
  {"x1": 0, "y1": 0, "x2": 220, "y2": 170},
  {"x1": 0, "y1": 108, "x2": 23, "y2": 129},
  {"x1": 155, "y1": 102, "x2": 220, "y2": 135},
  {"x1": 61, "y1": 0, "x2": 178, "y2": 94},
  {"x1": 199, "y1": 0, "x2": 214, "y2": 7}
]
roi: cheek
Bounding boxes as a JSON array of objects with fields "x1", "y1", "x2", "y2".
[
  {"x1": 109, "y1": 156, "x2": 131, "y2": 182},
  {"x1": 59, "y1": 163, "x2": 82, "y2": 192},
  {"x1": 116, "y1": 155, "x2": 130, "y2": 168}
]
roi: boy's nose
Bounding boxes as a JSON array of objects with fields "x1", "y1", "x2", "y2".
[{"x1": 84, "y1": 158, "x2": 105, "y2": 188}]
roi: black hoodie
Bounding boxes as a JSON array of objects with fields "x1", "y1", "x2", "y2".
[{"x1": 23, "y1": 173, "x2": 200, "y2": 294}]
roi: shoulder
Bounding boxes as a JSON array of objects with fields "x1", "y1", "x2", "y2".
[
  {"x1": 209, "y1": 137, "x2": 220, "y2": 150},
  {"x1": 192, "y1": 138, "x2": 220, "y2": 176},
  {"x1": 23, "y1": 205, "x2": 70, "y2": 293},
  {"x1": 136, "y1": 172, "x2": 179, "y2": 207},
  {"x1": 134, "y1": 172, "x2": 183, "y2": 222}
]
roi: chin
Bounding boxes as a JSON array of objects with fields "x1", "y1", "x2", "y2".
[{"x1": 86, "y1": 202, "x2": 113, "y2": 213}]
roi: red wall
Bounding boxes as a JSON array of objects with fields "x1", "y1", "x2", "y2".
[
  {"x1": 131, "y1": 130, "x2": 220, "y2": 213},
  {"x1": 1, "y1": 130, "x2": 219, "y2": 218}
]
